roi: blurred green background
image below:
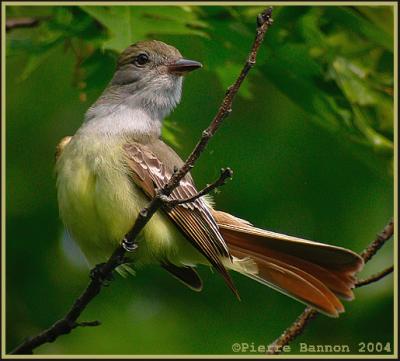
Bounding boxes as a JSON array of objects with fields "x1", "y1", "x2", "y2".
[{"x1": 5, "y1": 5, "x2": 394, "y2": 356}]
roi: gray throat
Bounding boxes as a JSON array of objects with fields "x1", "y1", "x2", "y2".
[{"x1": 78, "y1": 77, "x2": 183, "y2": 140}]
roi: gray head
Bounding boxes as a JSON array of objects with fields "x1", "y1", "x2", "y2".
[
  {"x1": 107, "y1": 40, "x2": 202, "y2": 116},
  {"x1": 83, "y1": 40, "x2": 202, "y2": 136}
]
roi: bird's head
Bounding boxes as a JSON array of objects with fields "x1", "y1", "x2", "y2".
[{"x1": 109, "y1": 40, "x2": 202, "y2": 116}]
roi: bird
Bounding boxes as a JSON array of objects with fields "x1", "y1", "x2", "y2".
[{"x1": 55, "y1": 40, "x2": 364, "y2": 317}]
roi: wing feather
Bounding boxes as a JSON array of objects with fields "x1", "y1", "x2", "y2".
[{"x1": 123, "y1": 142, "x2": 238, "y2": 297}]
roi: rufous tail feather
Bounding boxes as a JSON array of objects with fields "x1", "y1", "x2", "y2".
[{"x1": 213, "y1": 210, "x2": 364, "y2": 317}]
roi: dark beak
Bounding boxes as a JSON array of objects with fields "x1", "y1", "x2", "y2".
[{"x1": 168, "y1": 58, "x2": 202, "y2": 75}]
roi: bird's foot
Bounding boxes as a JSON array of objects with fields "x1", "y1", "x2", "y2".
[{"x1": 122, "y1": 237, "x2": 138, "y2": 252}]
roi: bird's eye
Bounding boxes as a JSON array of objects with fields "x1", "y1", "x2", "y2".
[{"x1": 134, "y1": 53, "x2": 149, "y2": 66}]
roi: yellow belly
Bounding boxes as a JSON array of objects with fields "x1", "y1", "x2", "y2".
[{"x1": 55, "y1": 134, "x2": 202, "y2": 268}]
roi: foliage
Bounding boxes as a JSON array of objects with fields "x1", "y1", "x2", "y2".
[
  {"x1": 5, "y1": 5, "x2": 394, "y2": 355},
  {"x1": 6, "y1": 5, "x2": 394, "y2": 174}
]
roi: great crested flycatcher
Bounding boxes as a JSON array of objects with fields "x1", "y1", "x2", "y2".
[{"x1": 56, "y1": 40, "x2": 363, "y2": 317}]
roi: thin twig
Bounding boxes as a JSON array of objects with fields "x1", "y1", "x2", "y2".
[
  {"x1": 267, "y1": 217, "x2": 394, "y2": 355},
  {"x1": 6, "y1": 17, "x2": 46, "y2": 31},
  {"x1": 360, "y1": 218, "x2": 394, "y2": 262},
  {"x1": 9, "y1": 253, "x2": 123, "y2": 354},
  {"x1": 164, "y1": 168, "x2": 233, "y2": 207},
  {"x1": 10, "y1": 7, "x2": 274, "y2": 355},
  {"x1": 356, "y1": 265, "x2": 394, "y2": 288},
  {"x1": 162, "y1": 7, "x2": 274, "y2": 196},
  {"x1": 267, "y1": 308, "x2": 318, "y2": 354}
]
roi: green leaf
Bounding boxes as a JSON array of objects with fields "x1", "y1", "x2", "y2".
[
  {"x1": 298, "y1": 7, "x2": 326, "y2": 49},
  {"x1": 352, "y1": 105, "x2": 393, "y2": 155},
  {"x1": 324, "y1": 7, "x2": 393, "y2": 52},
  {"x1": 331, "y1": 57, "x2": 377, "y2": 106},
  {"x1": 328, "y1": 56, "x2": 393, "y2": 150},
  {"x1": 80, "y1": 7, "x2": 135, "y2": 51},
  {"x1": 355, "y1": 6, "x2": 394, "y2": 37},
  {"x1": 18, "y1": 46, "x2": 59, "y2": 81},
  {"x1": 7, "y1": 7, "x2": 105, "y2": 81},
  {"x1": 80, "y1": 6, "x2": 208, "y2": 52},
  {"x1": 260, "y1": 46, "x2": 341, "y2": 133}
]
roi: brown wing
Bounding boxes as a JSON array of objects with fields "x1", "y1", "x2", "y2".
[{"x1": 123, "y1": 142, "x2": 238, "y2": 297}]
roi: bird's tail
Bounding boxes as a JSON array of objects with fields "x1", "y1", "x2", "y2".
[{"x1": 213, "y1": 211, "x2": 364, "y2": 317}]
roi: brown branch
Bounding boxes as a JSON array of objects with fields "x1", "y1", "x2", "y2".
[
  {"x1": 10, "y1": 7, "x2": 274, "y2": 355},
  {"x1": 267, "y1": 307, "x2": 318, "y2": 354},
  {"x1": 163, "y1": 168, "x2": 233, "y2": 208},
  {"x1": 162, "y1": 7, "x2": 273, "y2": 196},
  {"x1": 356, "y1": 265, "x2": 394, "y2": 288},
  {"x1": 6, "y1": 17, "x2": 46, "y2": 31},
  {"x1": 267, "y1": 217, "x2": 394, "y2": 355},
  {"x1": 360, "y1": 218, "x2": 394, "y2": 262}
]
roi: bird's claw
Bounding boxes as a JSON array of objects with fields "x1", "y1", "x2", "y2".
[{"x1": 122, "y1": 237, "x2": 138, "y2": 252}]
